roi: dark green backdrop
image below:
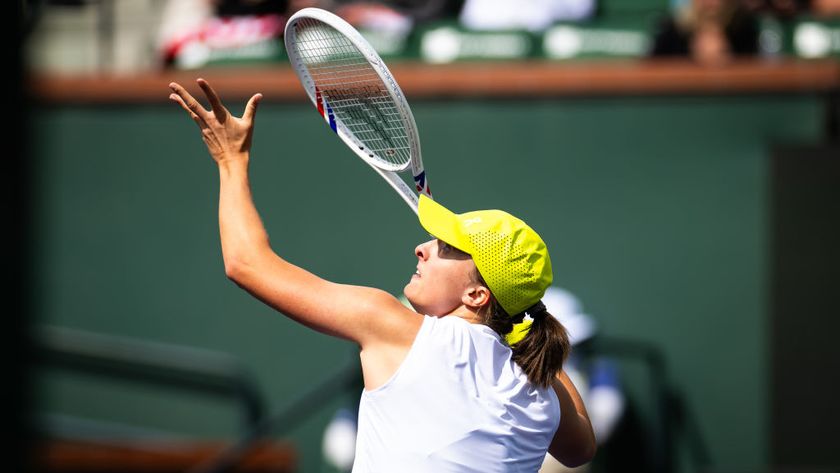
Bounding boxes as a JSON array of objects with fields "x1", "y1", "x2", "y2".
[{"x1": 31, "y1": 93, "x2": 824, "y2": 472}]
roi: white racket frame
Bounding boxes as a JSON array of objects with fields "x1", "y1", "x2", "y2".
[{"x1": 284, "y1": 7, "x2": 430, "y2": 213}]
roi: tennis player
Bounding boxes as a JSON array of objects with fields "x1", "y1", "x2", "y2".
[{"x1": 169, "y1": 79, "x2": 596, "y2": 472}]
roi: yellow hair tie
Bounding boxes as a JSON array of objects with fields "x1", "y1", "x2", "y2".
[
  {"x1": 503, "y1": 301, "x2": 546, "y2": 346},
  {"x1": 505, "y1": 318, "x2": 533, "y2": 346}
]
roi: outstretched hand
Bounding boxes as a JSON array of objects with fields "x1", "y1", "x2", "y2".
[{"x1": 169, "y1": 78, "x2": 262, "y2": 164}]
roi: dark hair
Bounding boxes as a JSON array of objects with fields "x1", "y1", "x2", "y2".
[{"x1": 473, "y1": 269, "x2": 570, "y2": 388}]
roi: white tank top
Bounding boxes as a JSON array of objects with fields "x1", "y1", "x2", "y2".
[{"x1": 352, "y1": 315, "x2": 561, "y2": 473}]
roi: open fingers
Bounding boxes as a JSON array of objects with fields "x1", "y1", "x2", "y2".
[
  {"x1": 197, "y1": 78, "x2": 228, "y2": 121},
  {"x1": 169, "y1": 82, "x2": 209, "y2": 121},
  {"x1": 169, "y1": 93, "x2": 204, "y2": 125},
  {"x1": 243, "y1": 93, "x2": 263, "y2": 123}
]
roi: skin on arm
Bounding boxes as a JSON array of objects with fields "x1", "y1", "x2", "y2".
[
  {"x1": 168, "y1": 79, "x2": 423, "y2": 353},
  {"x1": 549, "y1": 370, "x2": 597, "y2": 467}
]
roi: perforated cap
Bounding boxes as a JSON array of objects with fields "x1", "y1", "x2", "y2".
[{"x1": 418, "y1": 195, "x2": 552, "y2": 316}]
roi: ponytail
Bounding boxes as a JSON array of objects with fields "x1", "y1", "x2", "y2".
[
  {"x1": 479, "y1": 298, "x2": 570, "y2": 388},
  {"x1": 473, "y1": 270, "x2": 570, "y2": 388},
  {"x1": 509, "y1": 307, "x2": 570, "y2": 388}
]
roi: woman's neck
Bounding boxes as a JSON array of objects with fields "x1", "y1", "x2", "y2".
[{"x1": 446, "y1": 305, "x2": 482, "y2": 324}]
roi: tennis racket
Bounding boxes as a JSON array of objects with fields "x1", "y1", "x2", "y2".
[{"x1": 284, "y1": 7, "x2": 431, "y2": 214}]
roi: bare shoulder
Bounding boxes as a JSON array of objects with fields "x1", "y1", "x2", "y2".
[
  {"x1": 356, "y1": 291, "x2": 424, "y2": 390},
  {"x1": 354, "y1": 288, "x2": 424, "y2": 349}
]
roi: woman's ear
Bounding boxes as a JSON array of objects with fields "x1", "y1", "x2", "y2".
[{"x1": 462, "y1": 284, "x2": 491, "y2": 310}]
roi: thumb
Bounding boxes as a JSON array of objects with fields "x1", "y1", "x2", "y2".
[{"x1": 243, "y1": 93, "x2": 263, "y2": 122}]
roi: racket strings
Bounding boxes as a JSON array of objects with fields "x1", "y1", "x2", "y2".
[{"x1": 292, "y1": 19, "x2": 411, "y2": 170}]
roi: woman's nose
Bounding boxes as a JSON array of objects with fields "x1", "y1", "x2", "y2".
[{"x1": 415, "y1": 240, "x2": 432, "y2": 260}]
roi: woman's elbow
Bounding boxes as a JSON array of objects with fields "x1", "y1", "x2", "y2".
[
  {"x1": 551, "y1": 438, "x2": 597, "y2": 468},
  {"x1": 224, "y1": 259, "x2": 240, "y2": 281},
  {"x1": 570, "y1": 441, "x2": 597, "y2": 467},
  {"x1": 222, "y1": 237, "x2": 272, "y2": 282},
  {"x1": 223, "y1": 254, "x2": 253, "y2": 282},
  {"x1": 223, "y1": 247, "x2": 277, "y2": 285}
]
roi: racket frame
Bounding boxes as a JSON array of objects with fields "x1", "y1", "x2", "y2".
[{"x1": 284, "y1": 7, "x2": 430, "y2": 213}]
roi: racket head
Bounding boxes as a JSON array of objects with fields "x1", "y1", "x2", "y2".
[{"x1": 284, "y1": 8, "x2": 422, "y2": 175}]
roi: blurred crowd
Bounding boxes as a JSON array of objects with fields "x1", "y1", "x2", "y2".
[
  {"x1": 652, "y1": 0, "x2": 840, "y2": 64},
  {"x1": 154, "y1": 0, "x2": 840, "y2": 68}
]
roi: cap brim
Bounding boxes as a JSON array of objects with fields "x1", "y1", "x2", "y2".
[{"x1": 418, "y1": 195, "x2": 471, "y2": 254}]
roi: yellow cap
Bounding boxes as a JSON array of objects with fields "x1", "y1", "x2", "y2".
[{"x1": 418, "y1": 195, "x2": 553, "y2": 317}]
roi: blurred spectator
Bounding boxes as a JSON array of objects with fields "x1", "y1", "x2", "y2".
[
  {"x1": 374, "y1": 0, "x2": 462, "y2": 23},
  {"x1": 284, "y1": 0, "x2": 460, "y2": 28},
  {"x1": 741, "y1": 0, "x2": 840, "y2": 17},
  {"x1": 810, "y1": 0, "x2": 840, "y2": 15},
  {"x1": 459, "y1": 0, "x2": 596, "y2": 31},
  {"x1": 329, "y1": 2, "x2": 415, "y2": 43},
  {"x1": 323, "y1": 407, "x2": 358, "y2": 472},
  {"x1": 307, "y1": 1, "x2": 455, "y2": 57},
  {"x1": 650, "y1": 0, "x2": 760, "y2": 65},
  {"x1": 158, "y1": 0, "x2": 286, "y2": 68},
  {"x1": 292, "y1": 0, "x2": 459, "y2": 24},
  {"x1": 741, "y1": 0, "x2": 810, "y2": 18},
  {"x1": 156, "y1": 0, "x2": 212, "y2": 67},
  {"x1": 158, "y1": 0, "x2": 459, "y2": 67},
  {"x1": 216, "y1": 0, "x2": 288, "y2": 15}
]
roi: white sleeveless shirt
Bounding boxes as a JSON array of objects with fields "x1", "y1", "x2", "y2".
[{"x1": 352, "y1": 315, "x2": 561, "y2": 473}]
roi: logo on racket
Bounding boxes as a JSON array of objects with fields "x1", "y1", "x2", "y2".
[
  {"x1": 315, "y1": 87, "x2": 337, "y2": 133},
  {"x1": 414, "y1": 171, "x2": 429, "y2": 193}
]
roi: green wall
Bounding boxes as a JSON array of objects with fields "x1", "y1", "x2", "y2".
[{"x1": 31, "y1": 93, "x2": 824, "y2": 472}]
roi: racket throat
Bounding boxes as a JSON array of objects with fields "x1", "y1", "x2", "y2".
[{"x1": 414, "y1": 171, "x2": 432, "y2": 198}]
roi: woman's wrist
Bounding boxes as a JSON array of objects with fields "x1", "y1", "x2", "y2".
[{"x1": 217, "y1": 154, "x2": 250, "y2": 175}]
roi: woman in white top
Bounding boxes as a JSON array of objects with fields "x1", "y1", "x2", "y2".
[{"x1": 169, "y1": 78, "x2": 597, "y2": 472}]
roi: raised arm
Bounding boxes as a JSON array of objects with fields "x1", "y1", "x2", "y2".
[
  {"x1": 548, "y1": 370, "x2": 597, "y2": 467},
  {"x1": 168, "y1": 79, "x2": 421, "y2": 347}
]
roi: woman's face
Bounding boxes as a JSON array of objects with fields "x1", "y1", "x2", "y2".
[{"x1": 403, "y1": 239, "x2": 479, "y2": 316}]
